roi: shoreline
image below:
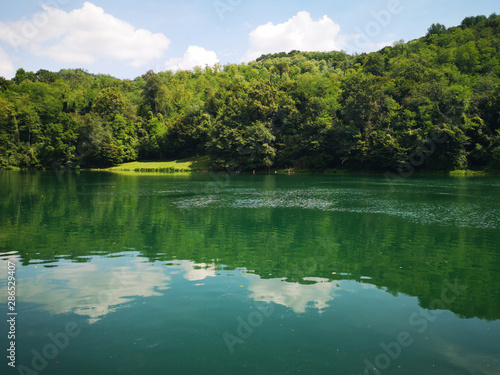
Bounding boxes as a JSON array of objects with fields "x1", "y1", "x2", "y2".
[{"x1": 1, "y1": 165, "x2": 497, "y2": 177}]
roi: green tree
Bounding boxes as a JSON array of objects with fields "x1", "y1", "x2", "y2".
[
  {"x1": 426, "y1": 23, "x2": 447, "y2": 37},
  {"x1": 93, "y1": 87, "x2": 126, "y2": 119}
]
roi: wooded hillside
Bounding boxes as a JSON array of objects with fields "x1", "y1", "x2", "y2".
[{"x1": 1, "y1": 14, "x2": 499, "y2": 172}]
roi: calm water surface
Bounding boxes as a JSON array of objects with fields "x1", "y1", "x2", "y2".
[{"x1": 0, "y1": 171, "x2": 499, "y2": 375}]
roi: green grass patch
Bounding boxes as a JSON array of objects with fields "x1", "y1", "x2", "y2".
[
  {"x1": 449, "y1": 169, "x2": 487, "y2": 176},
  {"x1": 96, "y1": 157, "x2": 210, "y2": 173},
  {"x1": 0, "y1": 165, "x2": 21, "y2": 171}
]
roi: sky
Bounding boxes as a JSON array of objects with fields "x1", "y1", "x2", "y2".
[{"x1": 0, "y1": 0, "x2": 498, "y2": 79}]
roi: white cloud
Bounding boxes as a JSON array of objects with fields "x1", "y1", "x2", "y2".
[
  {"x1": 0, "y1": 2, "x2": 170, "y2": 68},
  {"x1": 165, "y1": 45, "x2": 220, "y2": 71},
  {"x1": 243, "y1": 11, "x2": 349, "y2": 61},
  {"x1": 0, "y1": 47, "x2": 15, "y2": 79},
  {"x1": 246, "y1": 274, "x2": 340, "y2": 314},
  {"x1": 179, "y1": 261, "x2": 217, "y2": 281},
  {"x1": 0, "y1": 259, "x2": 171, "y2": 324}
]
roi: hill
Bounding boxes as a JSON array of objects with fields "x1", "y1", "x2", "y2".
[{"x1": 0, "y1": 14, "x2": 499, "y2": 172}]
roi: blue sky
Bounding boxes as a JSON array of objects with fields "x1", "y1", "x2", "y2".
[{"x1": 0, "y1": 0, "x2": 498, "y2": 79}]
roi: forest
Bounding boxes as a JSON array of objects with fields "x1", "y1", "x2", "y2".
[{"x1": 0, "y1": 14, "x2": 499, "y2": 172}]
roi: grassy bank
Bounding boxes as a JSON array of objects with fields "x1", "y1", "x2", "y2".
[
  {"x1": 93, "y1": 158, "x2": 210, "y2": 173},
  {"x1": 449, "y1": 169, "x2": 490, "y2": 176},
  {"x1": 93, "y1": 163, "x2": 498, "y2": 176}
]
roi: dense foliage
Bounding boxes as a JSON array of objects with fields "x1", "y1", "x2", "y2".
[{"x1": 1, "y1": 14, "x2": 499, "y2": 171}]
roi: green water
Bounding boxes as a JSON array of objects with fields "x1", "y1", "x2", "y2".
[{"x1": 0, "y1": 171, "x2": 499, "y2": 375}]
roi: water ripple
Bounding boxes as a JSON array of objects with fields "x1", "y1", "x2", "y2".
[{"x1": 173, "y1": 186, "x2": 499, "y2": 229}]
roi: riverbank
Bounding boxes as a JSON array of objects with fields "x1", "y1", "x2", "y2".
[
  {"x1": 92, "y1": 161, "x2": 497, "y2": 177},
  {"x1": 90, "y1": 158, "x2": 210, "y2": 173},
  {"x1": 2, "y1": 161, "x2": 497, "y2": 176}
]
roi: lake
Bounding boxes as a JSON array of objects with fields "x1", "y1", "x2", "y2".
[{"x1": 0, "y1": 171, "x2": 499, "y2": 375}]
